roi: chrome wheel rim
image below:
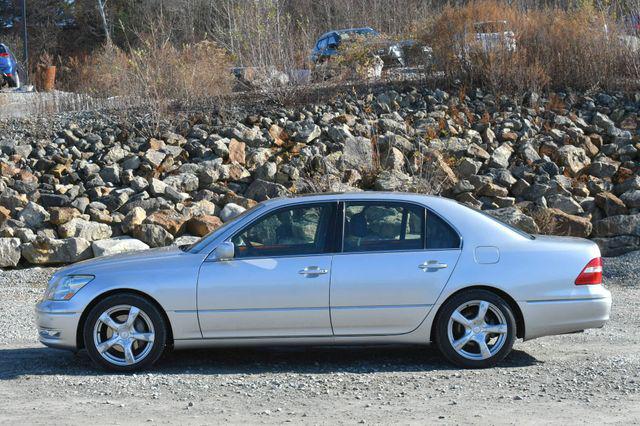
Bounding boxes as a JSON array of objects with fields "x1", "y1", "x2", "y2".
[
  {"x1": 93, "y1": 304, "x2": 155, "y2": 366},
  {"x1": 447, "y1": 300, "x2": 508, "y2": 361}
]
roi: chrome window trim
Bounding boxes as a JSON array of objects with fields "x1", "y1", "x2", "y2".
[{"x1": 202, "y1": 195, "x2": 464, "y2": 259}]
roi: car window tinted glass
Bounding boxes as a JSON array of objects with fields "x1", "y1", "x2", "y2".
[
  {"x1": 232, "y1": 203, "x2": 333, "y2": 258},
  {"x1": 426, "y1": 211, "x2": 461, "y2": 249},
  {"x1": 343, "y1": 202, "x2": 424, "y2": 252}
]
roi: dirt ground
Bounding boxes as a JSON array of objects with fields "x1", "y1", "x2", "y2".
[{"x1": 0, "y1": 265, "x2": 638, "y2": 425}]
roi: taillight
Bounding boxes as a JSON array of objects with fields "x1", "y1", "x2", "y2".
[
  {"x1": 0, "y1": 53, "x2": 9, "y2": 57},
  {"x1": 575, "y1": 257, "x2": 603, "y2": 285}
]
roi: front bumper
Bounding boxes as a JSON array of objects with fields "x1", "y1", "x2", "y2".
[
  {"x1": 522, "y1": 289, "x2": 612, "y2": 340},
  {"x1": 35, "y1": 300, "x2": 81, "y2": 351}
]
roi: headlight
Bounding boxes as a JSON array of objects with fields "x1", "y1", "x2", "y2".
[{"x1": 44, "y1": 275, "x2": 94, "y2": 301}]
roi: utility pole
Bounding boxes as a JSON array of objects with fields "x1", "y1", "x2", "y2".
[{"x1": 22, "y1": 0, "x2": 28, "y2": 84}]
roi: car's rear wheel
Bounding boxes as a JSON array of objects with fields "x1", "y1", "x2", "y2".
[
  {"x1": 8, "y1": 72, "x2": 19, "y2": 88},
  {"x1": 83, "y1": 294, "x2": 167, "y2": 372},
  {"x1": 435, "y1": 289, "x2": 516, "y2": 368}
]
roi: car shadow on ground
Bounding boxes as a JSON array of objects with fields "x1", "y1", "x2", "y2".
[{"x1": 0, "y1": 344, "x2": 541, "y2": 380}]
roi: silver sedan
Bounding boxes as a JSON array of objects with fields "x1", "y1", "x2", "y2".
[{"x1": 36, "y1": 192, "x2": 612, "y2": 371}]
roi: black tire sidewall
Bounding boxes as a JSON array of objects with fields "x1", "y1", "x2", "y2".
[
  {"x1": 435, "y1": 289, "x2": 516, "y2": 369},
  {"x1": 83, "y1": 293, "x2": 167, "y2": 372}
]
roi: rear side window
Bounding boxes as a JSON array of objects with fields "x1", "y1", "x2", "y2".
[
  {"x1": 426, "y1": 211, "x2": 461, "y2": 249},
  {"x1": 0, "y1": 45, "x2": 6, "y2": 54},
  {"x1": 343, "y1": 202, "x2": 424, "y2": 252}
]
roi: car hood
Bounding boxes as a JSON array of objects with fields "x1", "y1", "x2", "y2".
[{"x1": 56, "y1": 246, "x2": 187, "y2": 276}]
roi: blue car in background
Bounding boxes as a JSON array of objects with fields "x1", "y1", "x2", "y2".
[
  {"x1": 0, "y1": 43, "x2": 20, "y2": 88},
  {"x1": 310, "y1": 27, "x2": 426, "y2": 68}
]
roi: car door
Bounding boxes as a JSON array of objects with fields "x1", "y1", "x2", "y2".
[
  {"x1": 197, "y1": 202, "x2": 337, "y2": 338},
  {"x1": 330, "y1": 201, "x2": 462, "y2": 336}
]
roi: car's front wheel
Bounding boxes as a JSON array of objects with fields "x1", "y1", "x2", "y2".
[
  {"x1": 83, "y1": 294, "x2": 167, "y2": 372},
  {"x1": 435, "y1": 289, "x2": 516, "y2": 368}
]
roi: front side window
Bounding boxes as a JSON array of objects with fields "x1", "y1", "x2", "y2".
[
  {"x1": 343, "y1": 202, "x2": 424, "y2": 252},
  {"x1": 232, "y1": 203, "x2": 334, "y2": 258}
]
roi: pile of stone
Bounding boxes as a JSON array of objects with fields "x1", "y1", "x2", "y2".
[{"x1": 0, "y1": 86, "x2": 638, "y2": 267}]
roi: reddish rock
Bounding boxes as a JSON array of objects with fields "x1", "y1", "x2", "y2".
[
  {"x1": 146, "y1": 209, "x2": 189, "y2": 236},
  {"x1": 187, "y1": 215, "x2": 223, "y2": 237},
  {"x1": 228, "y1": 138, "x2": 246, "y2": 164}
]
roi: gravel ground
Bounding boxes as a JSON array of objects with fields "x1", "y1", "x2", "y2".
[{"x1": 0, "y1": 253, "x2": 639, "y2": 424}]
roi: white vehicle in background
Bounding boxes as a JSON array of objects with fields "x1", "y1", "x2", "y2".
[{"x1": 466, "y1": 20, "x2": 517, "y2": 55}]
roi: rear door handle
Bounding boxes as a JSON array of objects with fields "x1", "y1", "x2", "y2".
[
  {"x1": 299, "y1": 266, "x2": 329, "y2": 276},
  {"x1": 418, "y1": 261, "x2": 448, "y2": 271}
]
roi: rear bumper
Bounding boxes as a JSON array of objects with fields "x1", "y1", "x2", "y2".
[
  {"x1": 35, "y1": 301, "x2": 81, "y2": 351},
  {"x1": 521, "y1": 289, "x2": 612, "y2": 340}
]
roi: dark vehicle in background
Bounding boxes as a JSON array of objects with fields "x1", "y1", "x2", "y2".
[
  {"x1": 311, "y1": 27, "x2": 409, "y2": 67},
  {"x1": 0, "y1": 43, "x2": 20, "y2": 88}
]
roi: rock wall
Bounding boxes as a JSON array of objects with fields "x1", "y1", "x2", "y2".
[{"x1": 0, "y1": 86, "x2": 639, "y2": 267}]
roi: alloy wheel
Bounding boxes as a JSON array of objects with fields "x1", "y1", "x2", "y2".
[
  {"x1": 446, "y1": 300, "x2": 508, "y2": 361},
  {"x1": 92, "y1": 304, "x2": 155, "y2": 366}
]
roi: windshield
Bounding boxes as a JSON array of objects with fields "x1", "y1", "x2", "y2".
[{"x1": 187, "y1": 203, "x2": 265, "y2": 253}]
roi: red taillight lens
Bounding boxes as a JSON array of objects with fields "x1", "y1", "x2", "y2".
[
  {"x1": 575, "y1": 257, "x2": 603, "y2": 285},
  {"x1": 0, "y1": 53, "x2": 9, "y2": 57}
]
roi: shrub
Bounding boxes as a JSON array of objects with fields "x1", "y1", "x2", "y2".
[
  {"x1": 65, "y1": 34, "x2": 234, "y2": 114},
  {"x1": 417, "y1": 0, "x2": 640, "y2": 94}
]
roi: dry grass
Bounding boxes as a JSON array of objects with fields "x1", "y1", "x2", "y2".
[
  {"x1": 62, "y1": 30, "x2": 234, "y2": 116},
  {"x1": 418, "y1": 0, "x2": 640, "y2": 94}
]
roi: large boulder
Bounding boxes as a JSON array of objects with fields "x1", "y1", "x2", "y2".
[
  {"x1": 91, "y1": 237, "x2": 150, "y2": 257},
  {"x1": 341, "y1": 137, "x2": 374, "y2": 172},
  {"x1": 21, "y1": 237, "x2": 92, "y2": 265},
  {"x1": 244, "y1": 179, "x2": 290, "y2": 202},
  {"x1": 545, "y1": 208, "x2": 593, "y2": 238},
  {"x1": 485, "y1": 207, "x2": 539, "y2": 234},
  {"x1": 133, "y1": 224, "x2": 174, "y2": 248},
  {"x1": 592, "y1": 214, "x2": 640, "y2": 237},
  {"x1": 557, "y1": 145, "x2": 590, "y2": 176},
  {"x1": 146, "y1": 209, "x2": 189, "y2": 236},
  {"x1": 17, "y1": 202, "x2": 50, "y2": 229},
  {"x1": 58, "y1": 218, "x2": 113, "y2": 242},
  {"x1": 186, "y1": 215, "x2": 223, "y2": 237},
  {"x1": 593, "y1": 236, "x2": 640, "y2": 256},
  {"x1": 220, "y1": 203, "x2": 246, "y2": 222},
  {"x1": 0, "y1": 237, "x2": 21, "y2": 267}
]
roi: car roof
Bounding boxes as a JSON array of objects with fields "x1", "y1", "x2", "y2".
[{"x1": 260, "y1": 191, "x2": 460, "y2": 209}]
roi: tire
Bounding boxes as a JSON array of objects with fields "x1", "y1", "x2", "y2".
[
  {"x1": 83, "y1": 293, "x2": 167, "y2": 372},
  {"x1": 8, "y1": 72, "x2": 19, "y2": 88},
  {"x1": 435, "y1": 289, "x2": 516, "y2": 369}
]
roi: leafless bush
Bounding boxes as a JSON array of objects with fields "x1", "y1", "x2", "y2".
[
  {"x1": 65, "y1": 26, "x2": 234, "y2": 117},
  {"x1": 418, "y1": 0, "x2": 640, "y2": 93}
]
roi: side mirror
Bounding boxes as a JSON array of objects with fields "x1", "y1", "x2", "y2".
[{"x1": 212, "y1": 241, "x2": 234, "y2": 261}]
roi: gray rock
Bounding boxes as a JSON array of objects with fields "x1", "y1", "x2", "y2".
[
  {"x1": 457, "y1": 158, "x2": 481, "y2": 178},
  {"x1": 245, "y1": 179, "x2": 290, "y2": 202},
  {"x1": 133, "y1": 224, "x2": 174, "y2": 248},
  {"x1": 58, "y1": 219, "x2": 112, "y2": 241},
  {"x1": 557, "y1": 145, "x2": 590, "y2": 176},
  {"x1": 489, "y1": 144, "x2": 513, "y2": 169},
  {"x1": 0, "y1": 237, "x2": 21, "y2": 267},
  {"x1": 17, "y1": 202, "x2": 50, "y2": 229},
  {"x1": 593, "y1": 235, "x2": 640, "y2": 256},
  {"x1": 592, "y1": 214, "x2": 640, "y2": 237},
  {"x1": 342, "y1": 137, "x2": 374, "y2": 171},
  {"x1": 374, "y1": 170, "x2": 412, "y2": 191},
  {"x1": 21, "y1": 237, "x2": 93, "y2": 264},
  {"x1": 547, "y1": 195, "x2": 583, "y2": 215},
  {"x1": 620, "y1": 190, "x2": 640, "y2": 209},
  {"x1": 485, "y1": 207, "x2": 539, "y2": 234},
  {"x1": 91, "y1": 237, "x2": 150, "y2": 257},
  {"x1": 220, "y1": 203, "x2": 246, "y2": 222}
]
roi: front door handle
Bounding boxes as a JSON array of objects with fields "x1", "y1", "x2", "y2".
[
  {"x1": 418, "y1": 261, "x2": 448, "y2": 271},
  {"x1": 299, "y1": 266, "x2": 329, "y2": 276}
]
